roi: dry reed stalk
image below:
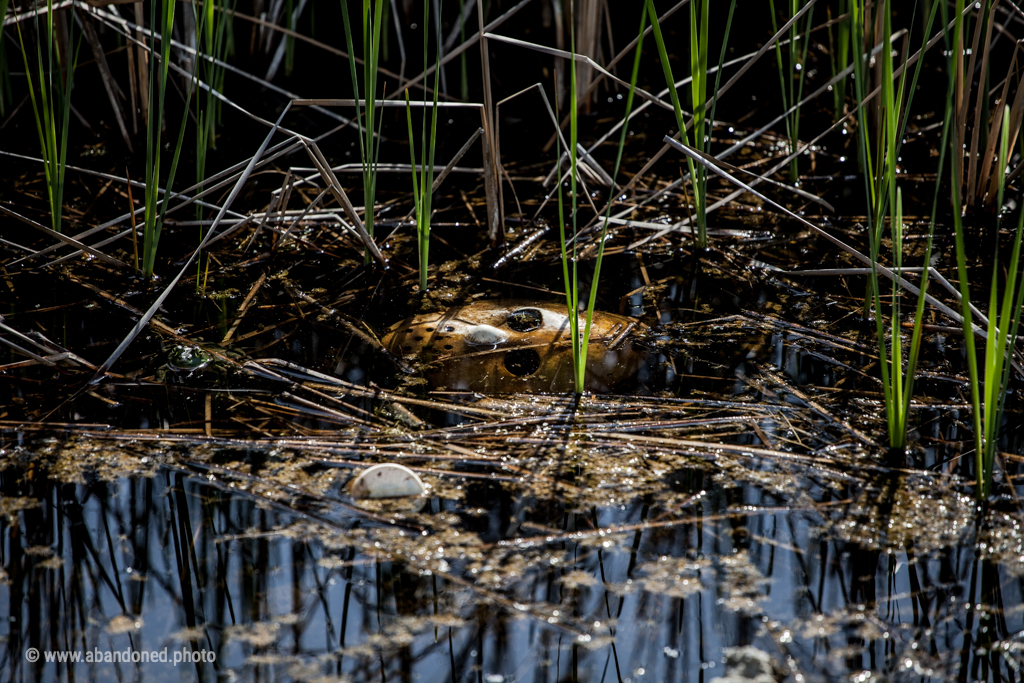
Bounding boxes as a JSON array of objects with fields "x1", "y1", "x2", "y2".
[
  {"x1": 133, "y1": 1, "x2": 148, "y2": 125},
  {"x1": 574, "y1": 0, "x2": 601, "y2": 112},
  {"x1": 966, "y1": 2, "x2": 998, "y2": 206},
  {"x1": 80, "y1": 15, "x2": 131, "y2": 149},
  {"x1": 475, "y1": 0, "x2": 502, "y2": 243}
]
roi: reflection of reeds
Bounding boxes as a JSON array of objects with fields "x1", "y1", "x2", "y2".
[
  {"x1": 15, "y1": 0, "x2": 78, "y2": 234},
  {"x1": 1, "y1": 398, "x2": 1014, "y2": 681}
]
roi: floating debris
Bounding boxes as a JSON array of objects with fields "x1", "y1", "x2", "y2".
[
  {"x1": 347, "y1": 463, "x2": 426, "y2": 499},
  {"x1": 383, "y1": 300, "x2": 646, "y2": 392},
  {"x1": 709, "y1": 647, "x2": 780, "y2": 683}
]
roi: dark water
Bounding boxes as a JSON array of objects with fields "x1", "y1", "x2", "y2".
[
  {"x1": 1, "y1": 393, "x2": 1022, "y2": 683},
  {"x1": 3, "y1": 207, "x2": 1024, "y2": 682}
]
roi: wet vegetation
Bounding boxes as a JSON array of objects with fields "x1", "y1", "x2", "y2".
[{"x1": 1, "y1": 0, "x2": 1024, "y2": 681}]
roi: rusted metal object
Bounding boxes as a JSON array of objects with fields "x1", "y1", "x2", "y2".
[{"x1": 382, "y1": 300, "x2": 646, "y2": 393}]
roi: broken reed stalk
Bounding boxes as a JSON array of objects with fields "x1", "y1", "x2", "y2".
[
  {"x1": 405, "y1": 0, "x2": 443, "y2": 292},
  {"x1": 340, "y1": 0, "x2": 386, "y2": 261},
  {"x1": 15, "y1": 0, "x2": 79, "y2": 234}
]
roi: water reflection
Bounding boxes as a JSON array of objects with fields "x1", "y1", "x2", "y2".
[{"x1": 1, "y1": 439, "x2": 1020, "y2": 683}]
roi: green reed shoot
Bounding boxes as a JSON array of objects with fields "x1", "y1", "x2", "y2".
[
  {"x1": 284, "y1": 0, "x2": 295, "y2": 76},
  {"x1": 405, "y1": 0, "x2": 442, "y2": 292},
  {"x1": 140, "y1": 0, "x2": 203, "y2": 276},
  {"x1": 340, "y1": 0, "x2": 386, "y2": 256},
  {"x1": 854, "y1": 0, "x2": 939, "y2": 449},
  {"x1": 554, "y1": 7, "x2": 582, "y2": 390},
  {"x1": 827, "y1": 0, "x2": 850, "y2": 122},
  {"x1": 141, "y1": 0, "x2": 176, "y2": 275},
  {"x1": 195, "y1": 0, "x2": 231, "y2": 290},
  {"x1": 578, "y1": 6, "x2": 648, "y2": 393},
  {"x1": 708, "y1": 0, "x2": 737, "y2": 141},
  {"x1": 554, "y1": 3, "x2": 646, "y2": 394},
  {"x1": 15, "y1": 0, "x2": 79, "y2": 234},
  {"x1": 688, "y1": 0, "x2": 708, "y2": 243},
  {"x1": 768, "y1": 0, "x2": 813, "y2": 184},
  {"x1": 645, "y1": 0, "x2": 706, "y2": 248},
  {"x1": 952, "y1": 106, "x2": 1024, "y2": 497}
]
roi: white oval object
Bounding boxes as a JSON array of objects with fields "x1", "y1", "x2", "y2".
[
  {"x1": 348, "y1": 464, "x2": 426, "y2": 499},
  {"x1": 465, "y1": 324, "x2": 508, "y2": 346}
]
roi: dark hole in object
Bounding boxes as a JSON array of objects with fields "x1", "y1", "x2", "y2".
[
  {"x1": 504, "y1": 349, "x2": 541, "y2": 376},
  {"x1": 444, "y1": 344, "x2": 453, "y2": 350},
  {"x1": 414, "y1": 336, "x2": 424, "y2": 341},
  {"x1": 506, "y1": 308, "x2": 543, "y2": 332},
  {"x1": 403, "y1": 345, "x2": 412, "y2": 351},
  {"x1": 425, "y1": 327, "x2": 434, "y2": 332}
]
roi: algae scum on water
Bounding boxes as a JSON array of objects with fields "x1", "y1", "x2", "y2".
[{"x1": 1, "y1": 0, "x2": 1024, "y2": 682}]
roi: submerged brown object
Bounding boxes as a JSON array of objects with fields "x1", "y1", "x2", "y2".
[{"x1": 382, "y1": 300, "x2": 646, "y2": 393}]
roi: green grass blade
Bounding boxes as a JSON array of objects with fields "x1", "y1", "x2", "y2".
[
  {"x1": 15, "y1": 0, "x2": 77, "y2": 235},
  {"x1": 708, "y1": 0, "x2": 737, "y2": 140},
  {"x1": 993, "y1": 200, "x2": 1024, "y2": 490},
  {"x1": 891, "y1": 187, "x2": 904, "y2": 441},
  {"x1": 405, "y1": 90, "x2": 423, "y2": 288},
  {"x1": 54, "y1": 26, "x2": 80, "y2": 237},
  {"x1": 569, "y1": 4, "x2": 581, "y2": 391},
  {"x1": 582, "y1": 4, "x2": 648, "y2": 366},
  {"x1": 901, "y1": 78, "x2": 953, "y2": 433},
  {"x1": 553, "y1": 85, "x2": 574, "y2": 364},
  {"x1": 339, "y1": 1, "x2": 367, "y2": 187},
  {"x1": 410, "y1": 0, "x2": 443, "y2": 292},
  {"x1": 646, "y1": 0, "x2": 704, "y2": 247},
  {"x1": 159, "y1": 0, "x2": 206, "y2": 235},
  {"x1": 950, "y1": 182, "x2": 984, "y2": 491}
]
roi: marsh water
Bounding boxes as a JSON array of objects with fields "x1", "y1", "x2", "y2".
[
  {"x1": 2, "y1": 432, "x2": 1017, "y2": 683},
  {"x1": 3, "y1": 228, "x2": 1024, "y2": 682}
]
